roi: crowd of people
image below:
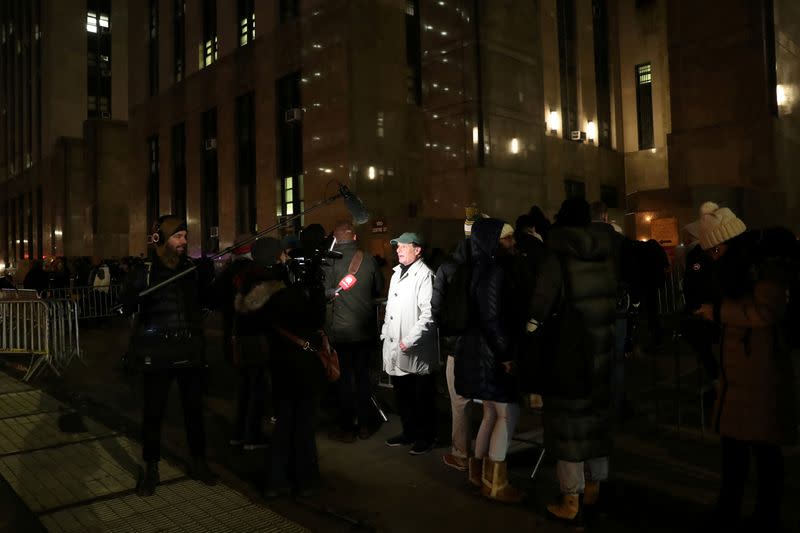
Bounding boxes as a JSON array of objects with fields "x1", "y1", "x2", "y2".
[{"x1": 117, "y1": 199, "x2": 797, "y2": 532}]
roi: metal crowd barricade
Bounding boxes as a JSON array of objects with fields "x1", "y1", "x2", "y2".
[
  {"x1": 42, "y1": 284, "x2": 123, "y2": 320},
  {"x1": 0, "y1": 297, "x2": 81, "y2": 381}
]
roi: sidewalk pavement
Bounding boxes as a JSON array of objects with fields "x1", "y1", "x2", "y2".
[
  {"x1": 5, "y1": 316, "x2": 798, "y2": 532},
  {"x1": 0, "y1": 372, "x2": 306, "y2": 533}
]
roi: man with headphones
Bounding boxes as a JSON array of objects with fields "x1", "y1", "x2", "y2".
[{"x1": 122, "y1": 214, "x2": 217, "y2": 497}]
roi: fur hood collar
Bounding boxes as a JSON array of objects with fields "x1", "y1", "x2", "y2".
[{"x1": 234, "y1": 280, "x2": 285, "y2": 313}]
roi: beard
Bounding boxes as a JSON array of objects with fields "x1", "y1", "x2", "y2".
[{"x1": 157, "y1": 242, "x2": 184, "y2": 269}]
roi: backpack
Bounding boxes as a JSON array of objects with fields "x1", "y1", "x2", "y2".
[{"x1": 437, "y1": 261, "x2": 474, "y2": 337}]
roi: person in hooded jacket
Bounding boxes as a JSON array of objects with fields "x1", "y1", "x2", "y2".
[
  {"x1": 432, "y1": 224, "x2": 474, "y2": 472},
  {"x1": 223, "y1": 237, "x2": 285, "y2": 450},
  {"x1": 454, "y1": 218, "x2": 525, "y2": 504},
  {"x1": 527, "y1": 198, "x2": 618, "y2": 526}
]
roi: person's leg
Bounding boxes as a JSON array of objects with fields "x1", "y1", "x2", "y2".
[
  {"x1": 445, "y1": 355, "x2": 469, "y2": 458},
  {"x1": 291, "y1": 383, "x2": 321, "y2": 491},
  {"x1": 141, "y1": 370, "x2": 173, "y2": 463},
  {"x1": 335, "y1": 343, "x2": 357, "y2": 433},
  {"x1": 244, "y1": 368, "x2": 267, "y2": 445},
  {"x1": 268, "y1": 375, "x2": 294, "y2": 491},
  {"x1": 415, "y1": 372, "x2": 437, "y2": 444},
  {"x1": 232, "y1": 368, "x2": 249, "y2": 443},
  {"x1": 176, "y1": 368, "x2": 207, "y2": 459},
  {"x1": 353, "y1": 342, "x2": 376, "y2": 432},
  {"x1": 586, "y1": 456, "x2": 609, "y2": 483},
  {"x1": 487, "y1": 402, "x2": 520, "y2": 462},
  {"x1": 557, "y1": 460, "x2": 585, "y2": 495},
  {"x1": 388, "y1": 375, "x2": 414, "y2": 443},
  {"x1": 753, "y1": 442, "x2": 784, "y2": 529},
  {"x1": 474, "y1": 402, "x2": 497, "y2": 459},
  {"x1": 717, "y1": 437, "x2": 750, "y2": 524}
]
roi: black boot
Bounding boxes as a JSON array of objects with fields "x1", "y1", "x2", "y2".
[
  {"x1": 136, "y1": 461, "x2": 159, "y2": 497},
  {"x1": 189, "y1": 457, "x2": 219, "y2": 486}
]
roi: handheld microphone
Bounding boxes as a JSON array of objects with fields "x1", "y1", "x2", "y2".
[
  {"x1": 338, "y1": 185, "x2": 370, "y2": 225},
  {"x1": 334, "y1": 274, "x2": 357, "y2": 295}
]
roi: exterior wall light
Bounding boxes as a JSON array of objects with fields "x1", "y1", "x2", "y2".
[
  {"x1": 368, "y1": 166, "x2": 376, "y2": 180},
  {"x1": 509, "y1": 138, "x2": 520, "y2": 154},
  {"x1": 548, "y1": 110, "x2": 560, "y2": 134},
  {"x1": 586, "y1": 121, "x2": 597, "y2": 143}
]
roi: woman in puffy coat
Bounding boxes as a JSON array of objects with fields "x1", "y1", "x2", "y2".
[{"x1": 454, "y1": 217, "x2": 524, "y2": 503}]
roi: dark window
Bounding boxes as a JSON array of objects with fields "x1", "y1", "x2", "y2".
[
  {"x1": 87, "y1": 0, "x2": 111, "y2": 118},
  {"x1": 635, "y1": 63, "x2": 654, "y2": 150},
  {"x1": 279, "y1": 0, "x2": 299, "y2": 23},
  {"x1": 202, "y1": 0, "x2": 217, "y2": 68},
  {"x1": 171, "y1": 123, "x2": 186, "y2": 221},
  {"x1": 9, "y1": 199, "x2": 16, "y2": 263},
  {"x1": 148, "y1": 0, "x2": 158, "y2": 96},
  {"x1": 238, "y1": 0, "x2": 255, "y2": 47},
  {"x1": 564, "y1": 179, "x2": 585, "y2": 200},
  {"x1": 405, "y1": 0, "x2": 422, "y2": 105},
  {"x1": 276, "y1": 72, "x2": 303, "y2": 230},
  {"x1": 17, "y1": 194, "x2": 23, "y2": 259},
  {"x1": 592, "y1": 0, "x2": 611, "y2": 148},
  {"x1": 26, "y1": 191, "x2": 32, "y2": 259},
  {"x1": 201, "y1": 108, "x2": 219, "y2": 253},
  {"x1": 766, "y1": 0, "x2": 777, "y2": 116},
  {"x1": 600, "y1": 185, "x2": 618, "y2": 209},
  {"x1": 173, "y1": 0, "x2": 185, "y2": 81},
  {"x1": 147, "y1": 136, "x2": 160, "y2": 229},
  {"x1": 236, "y1": 92, "x2": 257, "y2": 234},
  {"x1": 36, "y1": 187, "x2": 42, "y2": 259},
  {"x1": 557, "y1": 0, "x2": 578, "y2": 139}
]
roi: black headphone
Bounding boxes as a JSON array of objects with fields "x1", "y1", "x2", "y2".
[{"x1": 148, "y1": 215, "x2": 170, "y2": 245}]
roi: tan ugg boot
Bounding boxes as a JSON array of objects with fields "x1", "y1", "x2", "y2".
[
  {"x1": 480, "y1": 459, "x2": 525, "y2": 504},
  {"x1": 583, "y1": 480, "x2": 599, "y2": 506},
  {"x1": 546, "y1": 493, "x2": 584, "y2": 528},
  {"x1": 468, "y1": 457, "x2": 483, "y2": 487}
]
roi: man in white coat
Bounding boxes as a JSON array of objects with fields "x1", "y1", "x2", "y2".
[{"x1": 381, "y1": 232, "x2": 439, "y2": 455}]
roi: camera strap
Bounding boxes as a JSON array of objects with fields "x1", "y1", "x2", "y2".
[{"x1": 343, "y1": 250, "x2": 363, "y2": 279}]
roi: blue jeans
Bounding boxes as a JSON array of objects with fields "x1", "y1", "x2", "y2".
[{"x1": 557, "y1": 457, "x2": 609, "y2": 494}]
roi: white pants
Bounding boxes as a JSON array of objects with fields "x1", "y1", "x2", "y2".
[
  {"x1": 557, "y1": 457, "x2": 609, "y2": 494},
  {"x1": 445, "y1": 356, "x2": 470, "y2": 458},
  {"x1": 474, "y1": 401, "x2": 520, "y2": 462}
]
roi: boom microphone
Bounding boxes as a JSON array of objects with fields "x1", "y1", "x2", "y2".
[{"x1": 338, "y1": 185, "x2": 370, "y2": 225}]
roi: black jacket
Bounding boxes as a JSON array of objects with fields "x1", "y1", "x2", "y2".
[
  {"x1": 454, "y1": 218, "x2": 518, "y2": 403},
  {"x1": 532, "y1": 224, "x2": 618, "y2": 461},
  {"x1": 122, "y1": 252, "x2": 210, "y2": 369},
  {"x1": 323, "y1": 241, "x2": 384, "y2": 344},
  {"x1": 432, "y1": 238, "x2": 471, "y2": 355},
  {"x1": 230, "y1": 262, "x2": 286, "y2": 367}
]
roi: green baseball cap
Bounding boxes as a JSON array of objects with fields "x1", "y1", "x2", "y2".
[{"x1": 390, "y1": 232, "x2": 424, "y2": 246}]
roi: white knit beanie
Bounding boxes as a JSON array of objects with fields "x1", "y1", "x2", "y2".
[{"x1": 697, "y1": 202, "x2": 746, "y2": 250}]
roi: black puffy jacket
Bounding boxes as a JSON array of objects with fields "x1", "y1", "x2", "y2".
[
  {"x1": 533, "y1": 224, "x2": 618, "y2": 462},
  {"x1": 454, "y1": 218, "x2": 519, "y2": 403},
  {"x1": 431, "y1": 238, "x2": 471, "y2": 356},
  {"x1": 122, "y1": 252, "x2": 210, "y2": 369}
]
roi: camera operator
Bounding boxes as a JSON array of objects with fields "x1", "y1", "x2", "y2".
[
  {"x1": 121, "y1": 215, "x2": 217, "y2": 497},
  {"x1": 265, "y1": 224, "x2": 330, "y2": 498}
]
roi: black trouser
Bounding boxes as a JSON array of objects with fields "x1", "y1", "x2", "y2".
[
  {"x1": 269, "y1": 368, "x2": 320, "y2": 491},
  {"x1": 391, "y1": 373, "x2": 437, "y2": 443},
  {"x1": 336, "y1": 341, "x2": 375, "y2": 431},
  {"x1": 718, "y1": 437, "x2": 784, "y2": 528},
  {"x1": 681, "y1": 317, "x2": 720, "y2": 380},
  {"x1": 643, "y1": 288, "x2": 663, "y2": 345},
  {"x1": 233, "y1": 367, "x2": 267, "y2": 443},
  {"x1": 142, "y1": 367, "x2": 206, "y2": 462}
]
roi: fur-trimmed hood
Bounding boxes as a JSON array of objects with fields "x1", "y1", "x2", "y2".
[{"x1": 234, "y1": 280, "x2": 285, "y2": 313}]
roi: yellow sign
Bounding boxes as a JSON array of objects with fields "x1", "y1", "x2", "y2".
[{"x1": 650, "y1": 217, "x2": 679, "y2": 246}]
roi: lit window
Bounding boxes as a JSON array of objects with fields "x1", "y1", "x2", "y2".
[
  {"x1": 87, "y1": 12, "x2": 98, "y2": 33},
  {"x1": 99, "y1": 14, "x2": 110, "y2": 28}
]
